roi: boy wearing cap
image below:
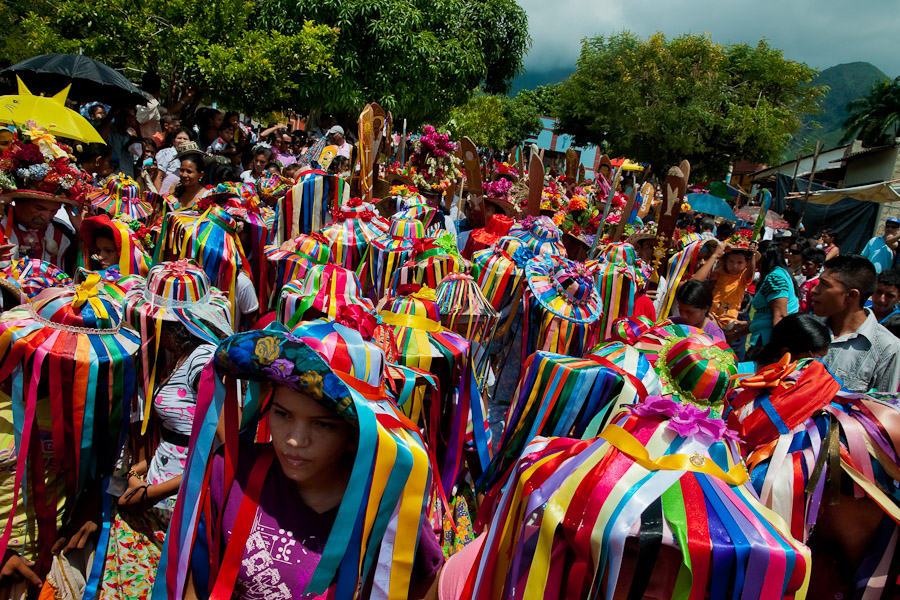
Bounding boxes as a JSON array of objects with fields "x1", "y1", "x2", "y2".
[{"x1": 860, "y1": 218, "x2": 900, "y2": 273}]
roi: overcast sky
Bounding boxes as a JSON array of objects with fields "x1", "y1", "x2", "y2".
[{"x1": 520, "y1": 0, "x2": 899, "y2": 77}]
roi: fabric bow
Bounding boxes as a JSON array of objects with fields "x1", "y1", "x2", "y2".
[
  {"x1": 733, "y1": 354, "x2": 797, "y2": 389},
  {"x1": 72, "y1": 273, "x2": 102, "y2": 308},
  {"x1": 336, "y1": 304, "x2": 377, "y2": 340}
]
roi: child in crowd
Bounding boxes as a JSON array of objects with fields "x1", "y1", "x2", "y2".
[
  {"x1": 692, "y1": 241, "x2": 756, "y2": 326},
  {"x1": 799, "y1": 247, "x2": 826, "y2": 312}
]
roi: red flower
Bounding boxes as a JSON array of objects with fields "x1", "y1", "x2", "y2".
[
  {"x1": 10, "y1": 143, "x2": 43, "y2": 169},
  {"x1": 336, "y1": 305, "x2": 377, "y2": 340},
  {"x1": 348, "y1": 197, "x2": 363, "y2": 207}
]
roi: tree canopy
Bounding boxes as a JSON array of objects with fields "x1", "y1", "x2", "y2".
[
  {"x1": 255, "y1": 0, "x2": 530, "y2": 125},
  {"x1": 1, "y1": 0, "x2": 340, "y2": 116},
  {"x1": 555, "y1": 32, "x2": 823, "y2": 178},
  {"x1": 841, "y1": 76, "x2": 900, "y2": 146},
  {"x1": 442, "y1": 89, "x2": 549, "y2": 150}
]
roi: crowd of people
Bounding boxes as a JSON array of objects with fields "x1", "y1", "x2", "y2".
[{"x1": 0, "y1": 84, "x2": 898, "y2": 600}]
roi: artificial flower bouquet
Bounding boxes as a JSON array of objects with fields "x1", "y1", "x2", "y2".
[{"x1": 408, "y1": 126, "x2": 463, "y2": 192}]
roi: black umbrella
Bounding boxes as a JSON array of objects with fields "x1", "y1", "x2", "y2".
[{"x1": 2, "y1": 53, "x2": 147, "y2": 107}]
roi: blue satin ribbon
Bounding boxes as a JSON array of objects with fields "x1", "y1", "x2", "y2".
[
  {"x1": 697, "y1": 475, "x2": 750, "y2": 599},
  {"x1": 83, "y1": 480, "x2": 112, "y2": 600}
]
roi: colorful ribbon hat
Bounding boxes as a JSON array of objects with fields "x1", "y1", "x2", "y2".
[
  {"x1": 0, "y1": 277, "x2": 140, "y2": 567},
  {"x1": 509, "y1": 215, "x2": 567, "y2": 257},
  {"x1": 80, "y1": 214, "x2": 151, "y2": 277},
  {"x1": 387, "y1": 233, "x2": 467, "y2": 295},
  {"x1": 123, "y1": 259, "x2": 233, "y2": 432},
  {"x1": 277, "y1": 264, "x2": 375, "y2": 330},
  {"x1": 264, "y1": 231, "x2": 332, "y2": 292},
  {"x1": 522, "y1": 254, "x2": 602, "y2": 362},
  {"x1": 88, "y1": 174, "x2": 153, "y2": 222},
  {"x1": 364, "y1": 217, "x2": 430, "y2": 298},
  {"x1": 461, "y1": 213, "x2": 514, "y2": 259},
  {"x1": 273, "y1": 168, "x2": 349, "y2": 243},
  {"x1": 320, "y1": 197, "x2": 391, "y2": 271},
  {"x1": 154, "y1": 325, "x2": 435, "y2": 600},
  {"x1": 470, "y1": 246, "x2": 525, "y2": 312},
  {"x1": 591, "y1": 241, "x2": 654, "y2": 339},
  {"x1": 4, "y1": 258, "x2": 72, "y2": 299}
]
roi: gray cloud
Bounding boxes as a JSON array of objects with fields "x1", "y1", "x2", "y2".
[{"x1": 521, "y1": 0, "x2": 899, "y2": 76}]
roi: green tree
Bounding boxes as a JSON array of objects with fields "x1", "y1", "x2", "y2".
[
  {"x1": 445, "y1": 94, "x2": 508, "y2": 149},
  {"x1": 2, "y1": 0, "x2": 339, "y2": 115},
  {"x1": 255, "y1": 0, "x2": 530, "y2": 125},
  {"x1": 555, "y1": 32, "x2": 823, "y2": 178},
  {"x1": 500, "y1": 94, "x2": 542, "y2": 147},
  {"x1": 841, "y1": 76, "x2": 900, "y2": 146}
]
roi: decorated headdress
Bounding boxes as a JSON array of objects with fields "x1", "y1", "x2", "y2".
[
  {"x1": 277, "y1": 264, "x2": 375, "y2": 330},
  {"x1": 4, "y1": 258, "x2": 72, "y2": 298},
  {"x1": 470, "y1": 246, "x2": 526, "y2": 312},
  {"x1": 379, "y1": 286, "x2": 492, "y2": 491},
  {"x1": 0, "y1": 125, "x2": 88, "y2": 206},
  {"x1": 154, "y1": 326, "x2": 435, "y2": 600},
  {"x1": 435, "y1": 273, "x2": 499, "y2": 385},
  {"x1": 461, "y1": 214, "x2": 514, "y2": 259},
  {"x1": 657, "y1": 238, "x2": 714, "y2": 319},
  {"x1": 88, "y1": 174, "x2": 153, "y2": 222},
  {"x1": 80, "y1": 214, "x2": 151, "y2": 277},
  {"x1": 464, "y1": 424, "x2": 809, "y2": 599},
  {"x1": 264, "y1": 231, "x2": 332, "y2": 292},
  {"x1": 728, "y1": 357, "x2": 900, "y2": 562},
  {"x1": 395, "y1": 194, "x2": 438, "y2": 231},
  {"x1": 608, "y1": 315, "x2": 655, "y2": 344},
  {"x1": 508, "y1": 215, "x2": 567, "y2": 258},
  {"x1": 255, "y1": 170, "x2": 292, "y2": 205},
  {"x1": 320, "y1": 197, "x2": 391, "y2": 272},
  {"x1": 591, "y1": 242, "x2": 653, "y2": 339},
  {"x1": 0, "y1": 278, "x2": 140, "y2": 572},
  {"x1": 292, "y1": 319, "x2": 386, "y2": 388},
  {"x1": 477, "y1": 345, "x2": 659, "y2": 493},
  {"x1": 274, "y1": 168, "x2": 349, "y2": 244},
  {"x1": 522, "y1": 254, "x2": 602, "y2": 363},
  {"x1": 464, "y1": 332, "x2": 810, "y2": 600},
  {"x1": 387, "y1": 233, "x2": 467, "y2": 295},
  {"x1": 123, "y1": 259, "x2": 233, "y2": 432},
  {"x1": 363, "y1": 218, "x2": 430, "y2": 299},
  {"x1": 165, "y1": 206, "x2": 253, "y2": 328}
]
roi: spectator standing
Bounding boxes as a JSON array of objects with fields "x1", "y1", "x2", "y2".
[
  {"x1": 798, "y1": 247, "x2": 826, "y2": 312},
  {"x1": 271, "y1": 132, "x2": 297, "y2": 167},
  {"x1": 748, "y1": 242, "x2": 799, "y2": 347},
  {"x1": 327, "y1": 125, "x2": 353, "y2": 159},
  {"x1": 820, "y1": 228, "x2": 840, "y2": 260},
  {"x1": 860, "y1": 218, "x2": 899, "y2": 273},
  {"x1": 241, "y1": 147, "x2": 273, "y2": 184},
  {"x1": 866, "y1": 267, "x2": 900, "y2": 324},
  {"x1": 811, "y1": 255, "x2": 900, "y2": 392}
]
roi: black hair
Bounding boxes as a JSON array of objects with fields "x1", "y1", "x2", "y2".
[
  {"x1": 752, "y1": 312, "x2": 831, "y2": 365},
  {"x1": 782, "y1": 208, "x2": 801, "y2": 229},
  {"x1": 265, "y1": 162, "x2": 280, "y2": 172},
  {"x1": 699, "y1": 217, "x2": 715, "y2": 232},
  {"x1": 163, "y1": 126, "x2": 194, "y2": 150},
  {"x1": 877, "y1": 267, "x2": 900, "y2": 291},
  {"x1": 141, "y1": 71, "x2": 162, "y2": 94},
  {"x1": 210, "y1": 162, "x2": 241, "y2": 185},
  {"x1": 759, "y1": 242, "x2": 788, "y2": 280},
  {"x1": 140, "y1": 137, "x2": 156, "y2": 150},
  {"x1": 820, "y1": 227, "x2": 838, "y2": 244},
  {"x1": 716, "y1": 221, "x2": 735, "y2": 239},
  {"x1": 787, "y1": 236, "x2": 810, "y2": 252},
  {"x1": 173, "y1": 154, "x2": 209, "y2": 197},
  {"x1": 823, "y1": 254, "x2": 877, "y2": 307},
  {"x1": 675, "y1": 279, "x2": 713, "y2": 310},
  {"x1": 73, "y1": 142, "x2": 112, "y2": 165},
  {"x1": 253, "y1": 147, "x2": 273, "y2": 160},
  {"x1": 801, "y1": 247, "x2": 826, "y2": 267}
]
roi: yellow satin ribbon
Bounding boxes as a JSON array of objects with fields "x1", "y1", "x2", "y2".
[
  {"x1": 379, "y1": 310, "x2": 445, "y2": 334},
  {"x1": 71, "y1": 274, "x2": 107, "y2": 321},
  {"x1": 600, "y1": 424, "x2": 750, "y2": 486}
]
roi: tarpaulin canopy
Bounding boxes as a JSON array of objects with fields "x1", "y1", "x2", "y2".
[{"x1": 790, "y1": 180, "x2": 900, "y2": 205}]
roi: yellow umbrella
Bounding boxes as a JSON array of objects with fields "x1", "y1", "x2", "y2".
[{"x1": 0, "y1": 76, "x2": 105, "y2": 144}]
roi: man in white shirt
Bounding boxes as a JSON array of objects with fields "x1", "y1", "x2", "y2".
[{"x1": 326, "y1": 126, "x2": 354, "y2": 159}]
